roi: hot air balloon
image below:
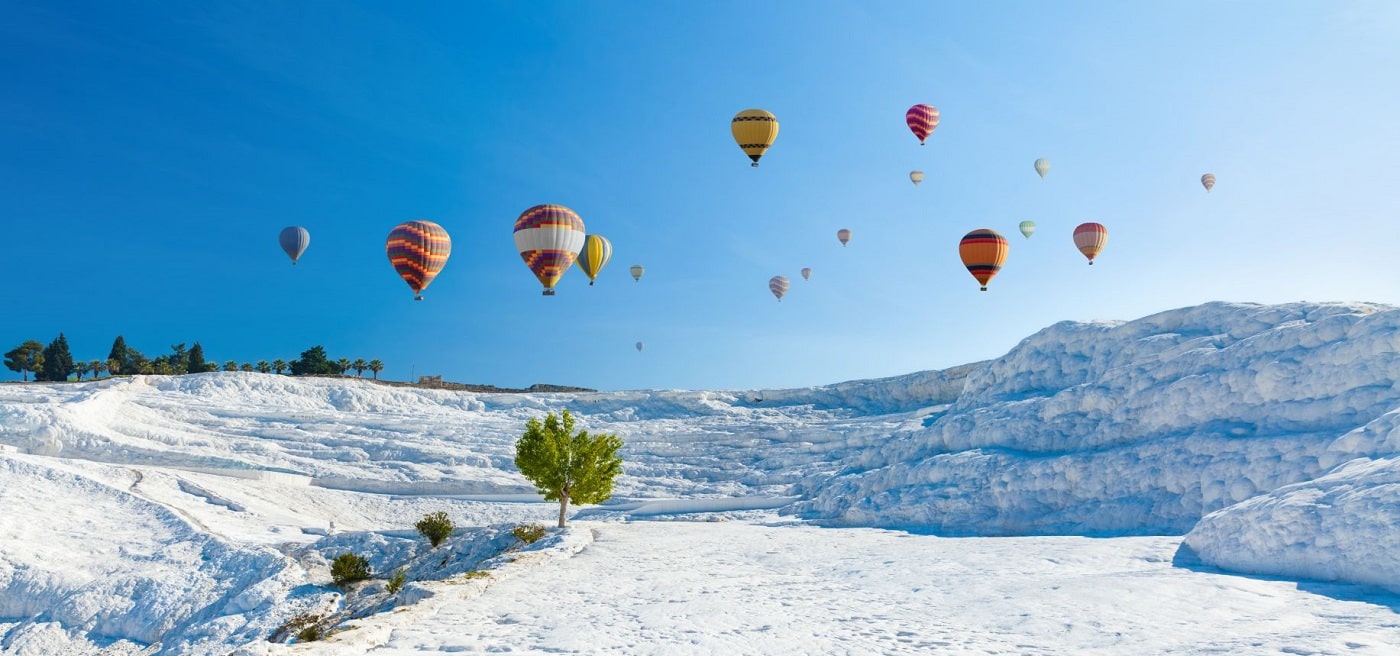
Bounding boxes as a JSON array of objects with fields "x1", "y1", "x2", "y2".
[
  {"x1": 1073, "y1": 222, "x2": 1108, "y2": 265},
  {"x1": 1034, "y1": 158, "x2": 1051, "y2": 179},
  {"x1": 769, "y1": 275, "x2": 790, "y2": 302},
  {"x1": 636, "y1": 341, "x2": 644, "y2": 352},
  {"x1": 837, "y1": 229, "x2": 851, "y2": 247},
  {"x1": 910, "y1": 170, "x2": 925, "y2": 186},
  {"x1": 801, "y1": 267, "x2": 812, "y2": 281},
  {"x1": 731, "y1": 109, "x2": 779, "y2": 167},
  {"x1": 629, "y1": 264, "x2": 644, "y2": 282},
  {"x1": 959, "y1": 229, "x2": 1009, "y2": 291},
  {"x1": 514, "y1": 204, "x2": 586, "y2": 296},
  {"x1": 905, "y1": 104, "x2": 940, "y2": 145},
  {"x1": 386, "y1": 220, "x2": 451, "y2": 301},
  {"x1": 576, "y1": 234, "x2": 612, "y2": 286},
  {"x1": 1019, "y1": 221, "x2": 1036, "y2": 239},
  {"x1": 1201, "y1": 173, "x2": 1216, "y2": 192},
  {"x1": 279, "y1": 226, "x2": 309, "y2": 265}
]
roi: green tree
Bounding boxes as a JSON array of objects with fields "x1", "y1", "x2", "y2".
[
  {"x1": 290, "y1": 346, "x2": 338, "y2": 376},
  {"x1": 256, "y1": 360, "x2": 271, "y2": 374},
  {"x1": 241, "y1": 362, "x2": 253, "y2": 372},
  {"x1": 415, "y1": 511, "x2": 454, "y2": 548},
  {"x1": 40, "y1": 333, "x2": 75, "y2": 382},
  {"x1": 224, "y1": 360, "x2": 238, "y2": 372},
  {"x1": 336, "y1": 358, "x2": 351, "y2": 375},
  {"x1": 74, "y1": 361, "x2": 89, "y2": 381},
  {"x1": 125, "y1": 347, "x2": 149, "y2": 376},
  {"x1": 273, "y1": 359, "x2": 287, "y2": 374},
  {"x1": 187, "y1": 342, "x2": 208, "y2": 374},
  {"x1": 514, "y1": 410, "x2": 623, "y2": 528},
  {"x1": 107, "y1": 336, "x2": 128, "y2": 375},
  {"x1": 4, "y1": 340, "x2": 45, "y2": 381},
  {"x1": 106, "y1": 357, "x2": 121, "y2": 377},
  {"x1": 168, "y1": 343, "x2": 189, "y2": 374},
  {"x1": 138, "y1": 360, "x2": 155, "y2": 375},
  {"x1": 89, "y1": 359, "x2": 106, "y2": 379},
  {"x1": 352, "y1": 359, "x2": 367, "y2": 377},
  {"x1": 330, "y1": 553, "x2": 371, "y2": 585},
  {"x1": 368, "y1": 359, "x2": 383, "y2": 380}
]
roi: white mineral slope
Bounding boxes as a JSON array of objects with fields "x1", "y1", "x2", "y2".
[{"x1": 791, "y1": 301, "x2": 1400, "y2": 537}]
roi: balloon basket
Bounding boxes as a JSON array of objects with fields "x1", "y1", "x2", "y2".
[
  {"x1": 543, "y1": 289, "x2": 555, "y2": 296},
  {"x1": 414, "y1": 295, "x2": 424, "y2": 301}
]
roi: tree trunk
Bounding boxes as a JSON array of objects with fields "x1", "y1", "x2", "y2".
[{"x1": 557, "y1": 493, "x2": 569, "y2": 528}]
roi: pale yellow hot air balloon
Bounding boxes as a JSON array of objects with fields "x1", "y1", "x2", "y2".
[
  {"x1": 1034, "y1": 158, "x2": 1051, "y2": 179},
  {"x1": 910, "y1": 170, "x2": 925, "y2": 186},
  {"x1": 731, "y1": 109, "x2": 779, "y2": 167}
]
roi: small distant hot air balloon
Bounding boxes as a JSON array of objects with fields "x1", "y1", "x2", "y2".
[
  {"x1": 801, "y1": 267, "x2": 812, "y2": 281},
  {"x1": 636, "y1": 341, "x2": 644, "y2": 352},
  {"x1": 769, "y1": 275, "x2": 790, "y2": 302},
  {"x1": 910, "y1": 170, "x2": 925, "y2": 186},
  {"x1": 837, "y1": 229, "x2": 851, "y2": 247},
  {"x1": 386, "y1": 220, "x2": 451, "y2": 301},
  {"x1": 732, "y1": 109, "x2": 779, "y2": 167},
  {"x1": 1019, "y1": 221, "x2": 1036, "y2": 239},
  {"x1": 1201, "y1": 173, "x2": 1216, "y2": 192},
  {"x1": 279, "y1": 226, "x2": 309, "y2": 265},
  {"x1": 629, "y1": 264, "x2": 644, "y2": 282},
  {"x1": 576, "y1": 234, "x2": 612, "y2": 286},
  {"x1": 1073, "y1": 222, "x2": 1108, "y2": 265},
  {"x1": 959, "y1": 229, "x2": 1009, "y2": 291},
  {"x1": 906, "y1": 104, "x2": 940, "y2": 145},
  {"x1": 1034, "y1": 158, "x2": 1051, "y2": 179},
  {"x1": 514, "y1": 204, "x2": 587, "y2": 296}
]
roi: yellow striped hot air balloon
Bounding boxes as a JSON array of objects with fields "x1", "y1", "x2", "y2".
[
  {"x1": 1073, "y1": 222, "x2": 1108, "y2": 265},
  {"x1": 731, "y1": 109, "x2": 779, "y2": 167},
  {"x1": 959, "y1": 229, "x2": 1009, "y2": 291},
  {"x1": 576, "y1": 234, "x2": 612, "y2": 286}
]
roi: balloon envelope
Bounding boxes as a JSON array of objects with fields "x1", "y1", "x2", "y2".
[
  {"x1": 635, "y1": 341, "x2": 643, "y2": 352},
  {"x1": 279, "y1": 226, "x2": 309, "y2": 265},
  {"x1": 837, "y1": 229, "x2": 851, "y2": 246},
  {"x1": 905, "y1": 104, "x2": 940, "y2": 145},
  {"x1": 514, "y1": 204, "x2": 586, "y2": 295},
  {"x1": 731, "y1": 109, "x2": 779, "y2": 167},
  {"x1": 800, "y1": 267, "x2": 812, "y2": 281},
  {"x1": 1019, "y1": 221, "x2": 1036, "y2": 238},
  {"x1": 386, "y1": 220, "x2": 451, "y2": 300},
  {"x1": 1073, "y1": 222, "x2": 1108, "y2": 264},
  {"x1": 909, "y1": 170, "x2": 924, "y2": 186},
  {"x1": 629, "y1": 264, "x2": 644, "y2": 281},
  {"x1": 577, "y1": 234, "x2": 612, "y2": 285},
  {"x1": 959, "y1": 229, "x2": 1009, "y2": 291},
  {"x1": 1034, "y1": 158, "x2": 1051, "y2": 179},
  {"x1": 769, "y1": 275, "x2": 790, "y2": 301},
  {"x1": 1201, "y1": 173, "x2": 1216, "y2": 192}
]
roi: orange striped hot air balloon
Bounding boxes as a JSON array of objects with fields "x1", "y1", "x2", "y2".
[
  {"x1": 1073, "y1": 222, "x2": 1108, "y2": 265},
  {"x1": 386, "y1": 220, "x2": 451, "y2": 301},
  {"x1": 514, "y1": 204, "x2": 586, "y2": 295},
  {"x1": 959, "y1": 229, "x2": 1009, "y2": 291},
  {"x1": 906, "y1": 104, "x2": 940, "y2": 145}
]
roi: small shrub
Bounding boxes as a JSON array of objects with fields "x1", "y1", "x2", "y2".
[
  {"x1": 386, "y1": 567, "x2": 407, "y2": 594},
  {"x1": 297, "y1": 626, "x2": 321, "y2": 642},
  {"x1": 416, "y1": 511, "x2": 455, "y2": 548},
  {"x1": 330, "y1": 552, "x2": 371, "y2": 585},
  {"x1": 512, "y1": 523, "x2": 547, "y2": 545},
  {"x1": 463, "y1": 570, "x2": 490, "y2": 580}
]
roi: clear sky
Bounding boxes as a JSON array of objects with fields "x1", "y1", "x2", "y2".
[{"x1": 3, "y1": 1, "x2": 1399, "y2": 391}]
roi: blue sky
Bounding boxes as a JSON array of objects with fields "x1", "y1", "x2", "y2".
[{"x1": 3, "y1": 1, "x2": 1399, "y2": 390}]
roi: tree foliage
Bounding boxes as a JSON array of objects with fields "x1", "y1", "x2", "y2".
[
  {"x1": 330, "y1": 552, "x2": 371, "y2": 585},
  {"x1": 514, "y1": 410, "x2": 623, "y2": 528},
  {"x1": 40, "y1": 333, "x2": 75, "y2": 382},
  {"x1": 415, "y1": 511, "x2": 454, "y2": 548},
  {"x1": 4, "y1": 340, "x2": 45, "y2": 381},
  {"x1": 290, "y1": 346, "x2": 339, "y2": 376}
]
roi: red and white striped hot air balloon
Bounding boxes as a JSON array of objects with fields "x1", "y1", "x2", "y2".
[
  {"x1": 906, "y1": 104, "x2": 940, "y2": 145},
  {"x1": 1073, "y1": 222, "x2": 1108, "y2": 265}
]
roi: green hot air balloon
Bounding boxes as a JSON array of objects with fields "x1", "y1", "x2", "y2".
[{"x1": 1019, "y1": 221, "x2": 1036, "y2": 238}]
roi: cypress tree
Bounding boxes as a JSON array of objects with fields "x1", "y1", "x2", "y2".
[
  {"x1": 41, "y1": 333, "x2": 75, "y2": 382},
  {"x1": 188, "y1": 342, "x2": 208, "y2": 374},
  {"x1": 107, "y1": 336, "x2": 128, "y2": 375}
]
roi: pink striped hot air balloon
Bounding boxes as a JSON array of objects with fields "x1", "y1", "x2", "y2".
[
  {"x1": 769, "y1": 275, "x2": 790, "y2": 302},
  {"x1": 386, "y1": 220, "x2": 451, "y2": 301},
  {"x1": 1073, "y1": 222, "x2": 1108, "y2": 265},
  {"x1": 514, "y1": 204, "x2": 586, "y2": 295},
  {"x1": 906, "y1": 104, "x2": 940, "y2": 145}
]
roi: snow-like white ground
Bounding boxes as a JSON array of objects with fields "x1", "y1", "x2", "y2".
[{"x1": 1, "y1": 301, "x2": 1398, "y2": 654}]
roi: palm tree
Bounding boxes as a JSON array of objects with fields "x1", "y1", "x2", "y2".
[
  {"x1": 337, "y1": 358, "x2": 351, "y2": 376},
  {"x1": 91, "y1": 360, "x2": 106, "y2": 379},
  {"x1": 74, "y1": 361, "x2": 89, "y2": 381},
  {"x1": 368, "y1": 359, "x2": 383, "y2": 380},
  {"x1": 256, "y1": 360, "x2": 271, "y2": 373},
  {"x1": 139, "y1": 361, "x2": 156, "y2": 375},
  {"x1": 224, "y1": 360, "x2": 238, "y2": 372},
  {"x1": 241, "y1": 362, "x2": 254, "y2": 372},
  {"x1": 273, "y1": 359, "x2": 286, "y2": 375},
  {"x1": 352, "y1": 358, "x2": 368, "y2": 377},
  {"x1": 107, "y1": 358, "x2": 121, "y2": 376}
]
